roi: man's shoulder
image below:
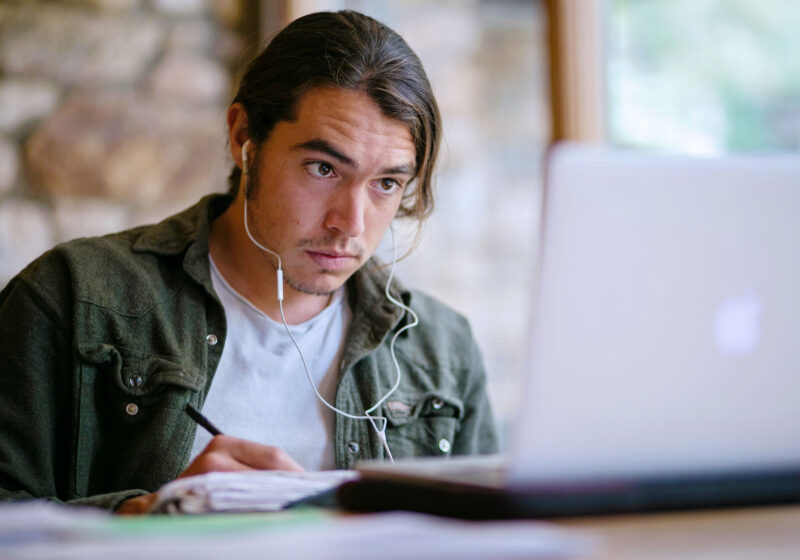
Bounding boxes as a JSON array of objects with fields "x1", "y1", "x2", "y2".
[
  {"x1": 16, "y1": 223, "x2": 146, "y2": 282},
  {"x1": 406, "y1": 288, "x2": 470, "y2": 327},
  {"x1": 29, "y1": 219, "x2": 163, "y2": 275},
  {"x1": 7, "y1": 194, "x2": 227, "y2": 314},
  {"x1": 51, "y1": 223, "x2": 151, "y2": 262},
  {"x1": 405, "y1": 287, "x2": 477, "y2": 347},
  {"x1": 9, "y1": 224, "x2": 167, "y2": 314},
  {"x1": 15, "y1": 194, "x2": 229, "y2": 288},
  {"x1": 351, "y1": 262, "x2": 475, "y2": 343}
]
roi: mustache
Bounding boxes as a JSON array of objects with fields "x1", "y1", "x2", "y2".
[{"x1": 297, "y1": 237, "x2": 365, "y2": 259}]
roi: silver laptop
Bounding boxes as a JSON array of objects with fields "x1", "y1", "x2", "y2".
[{"x1": 337, "y1": 143, "x2": 800, "y2": 518}]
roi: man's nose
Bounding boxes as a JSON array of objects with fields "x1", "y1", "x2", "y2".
[{"x1": 324, "y1": 183, "x2": 366, "y2": 238}]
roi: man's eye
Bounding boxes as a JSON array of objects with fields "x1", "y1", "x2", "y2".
[
  {"x1": 308, "y1": 162, "x2": 334, "y2": 177},
  {"x1": 379, "y1": 178, "x2": 400, "y2": 192}
]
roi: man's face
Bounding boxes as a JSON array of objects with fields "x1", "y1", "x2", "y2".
[{"x1": 246, "y1": 86, "x2": 416, "y2": 296}]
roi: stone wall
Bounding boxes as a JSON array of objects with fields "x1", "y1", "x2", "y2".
[{"x1": 0, "y1": 0, "x2": 245, "y2": 285}]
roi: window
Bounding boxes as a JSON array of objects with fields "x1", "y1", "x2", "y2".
[{"x1": 608, "y1": 0, "x2": 800, "y2": 153}]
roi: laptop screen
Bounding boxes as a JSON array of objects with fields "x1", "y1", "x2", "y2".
[{"x1": 509, "y1": 144, "x2": 800, "y2": 485}]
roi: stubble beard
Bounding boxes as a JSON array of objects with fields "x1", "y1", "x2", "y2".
[
  {"x1": 282, "y1": 269, "x2": 339, "y2": 297},
  {"x1": 245, "y1": 179, "x2": 367, "y2": 297},
  {"x1": 283, "y1": 238, "x2": 366, "y2": 296}
]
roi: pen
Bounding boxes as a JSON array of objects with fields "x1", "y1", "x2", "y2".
[{"x1": 185, "y1": 403, "x2": 223, "y2": 436}]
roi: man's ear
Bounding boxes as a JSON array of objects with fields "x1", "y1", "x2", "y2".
[{"x1": 227, "y1": 103, "x2": 250, "y2": 170}]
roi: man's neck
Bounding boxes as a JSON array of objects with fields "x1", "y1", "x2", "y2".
[{"x1": 208, "y1": 194, "x2": 332, "y2": 325}]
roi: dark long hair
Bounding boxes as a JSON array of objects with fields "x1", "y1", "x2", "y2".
[{"x1": 229, "y1": 10, "x2": 441, "y2": 225}]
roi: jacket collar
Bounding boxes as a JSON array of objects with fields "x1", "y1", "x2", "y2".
[
  {"x1": 132, "y1": 193, "x2": 233, "y2": 257},
  {"x1": 341, "y1": 258, "x2": 413, "y2": 369},
  {"x1": 132, "y1": 193, "x2": 234, "y2": 294}
]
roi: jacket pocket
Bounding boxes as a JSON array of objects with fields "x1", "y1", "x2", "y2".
[
  {"x1": 74, "y1": 343, "x2": 203, "y2": 495},
  {"x1": 382, "y1": 391, "x2": 463, "y2": 459},
  {"x1": 79, "y1": 343, "x2": 204, "y2": 406}
]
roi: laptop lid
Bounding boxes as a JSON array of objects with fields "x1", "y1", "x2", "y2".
[{"x1": 508, "y1": 143, "x2": 800, "y2": 485}]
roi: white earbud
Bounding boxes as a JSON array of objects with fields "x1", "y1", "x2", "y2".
[{"x1": 241, "y1": 140, "x2": 250, "y2": 175}]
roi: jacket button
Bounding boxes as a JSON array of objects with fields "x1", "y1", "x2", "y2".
[
  {"x1": 125, "y1": 403, "x2": 139, "y2": 416},
  {"x1": 438, "y1": 438, "x2": 451, "y2": 453},
  {"x1": 347, "y1": 442, "x2": 360, "y2": 454},
  {"x1": 128, "y1": 375, "x2": 143, "y2": 388},
  {"x1": 431, "y1": 398, "x2": 444, "y2": 410},
  {"x1": 206, "y1": 333, "x2": 218, "y2": 346}
]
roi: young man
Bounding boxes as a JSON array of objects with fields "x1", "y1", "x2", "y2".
[{"x1": 0, "y1": 11, "x2": 497, "y2": 514}]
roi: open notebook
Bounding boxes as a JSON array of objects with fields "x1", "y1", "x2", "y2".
[{"x1": 337, "y1": 143, "x2": 800, "y2": 519}]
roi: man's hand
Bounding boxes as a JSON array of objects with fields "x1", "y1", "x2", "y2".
[
  {"x1": 115, "y1": 492, "x2": 158, "y2": 515},
  {"x1": 178, "y1": 435, "x2": 304, "y2": 478},
  {"x1": 115, "y1": 436, "x2": 303, "y2": 515}
]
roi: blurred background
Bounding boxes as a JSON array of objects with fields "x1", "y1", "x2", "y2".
[{"x1": 0, "y1": 0, "x2": 797, "y2": 443}]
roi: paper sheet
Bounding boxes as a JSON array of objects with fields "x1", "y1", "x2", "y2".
[{"x1": 150, "y1": 470, "x2": 360, "y2": 513}]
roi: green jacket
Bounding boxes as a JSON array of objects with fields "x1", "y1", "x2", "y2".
[{"x1": 0, "y1": 194, "x2": 498, "y2": 510}]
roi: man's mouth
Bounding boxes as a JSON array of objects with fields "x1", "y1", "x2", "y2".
[{"x1": 305, "y1": 250, "x2": 359, "y2": 271}]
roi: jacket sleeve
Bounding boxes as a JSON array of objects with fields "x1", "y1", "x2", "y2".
[
  {"x1": 452, "y1": 330, "x2": 500, "y2": 456},
  {"x1": 0, "y1": 275, "x2": 147, "y2": 511}
]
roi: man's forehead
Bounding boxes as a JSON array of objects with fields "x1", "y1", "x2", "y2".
[{"x1": 284, "y1": 87, "x2": 416, "y2": 172}]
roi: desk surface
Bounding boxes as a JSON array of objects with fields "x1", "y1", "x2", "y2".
[
  {"x1": 561, "y1": 505, "x2": 800, "y2": 559},
  {"x1": 3, "y1": 501, "x2": 799, "y2": 559}
]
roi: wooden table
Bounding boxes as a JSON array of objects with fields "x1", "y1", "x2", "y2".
[{"x1": 560, "y1": 505, "x2": 800, "y2": 559}]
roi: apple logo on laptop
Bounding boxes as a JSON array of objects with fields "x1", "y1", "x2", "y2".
[{"x1": 714, "y1": 290, "x2": 762, "y2": 356}]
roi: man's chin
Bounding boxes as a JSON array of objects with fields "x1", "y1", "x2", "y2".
[{"x1": 284, "y1": 272, "x2": 347, "y2": 297}]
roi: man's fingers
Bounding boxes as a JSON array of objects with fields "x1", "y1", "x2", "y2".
[
  {"x1": 213, "y1": 435, "x2": 305, "y2": 472},
  {"x1": 178, "y1": 435, "x2": 304, "y2": 479},
  {"x1": 115, "y1": 493, "x2": 158, "y2": 515},
  {"x1": 179, "y1": 445, "x2": 255, "y2": 478}
]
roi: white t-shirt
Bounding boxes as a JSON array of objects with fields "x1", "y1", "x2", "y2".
[{"x1": 188, "y1": 256, "x2": 351, "y2": 470}]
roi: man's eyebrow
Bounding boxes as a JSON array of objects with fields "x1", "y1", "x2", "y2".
[
  {"x1": 292, "y1": 138, "x2": 416, "y2": 177},
  {"x1": 292, "y1": 139, "x2": 356, "y2": 168},
  {"x1": 381, "y1": 163, "x2": 416, "y2": 177}
]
